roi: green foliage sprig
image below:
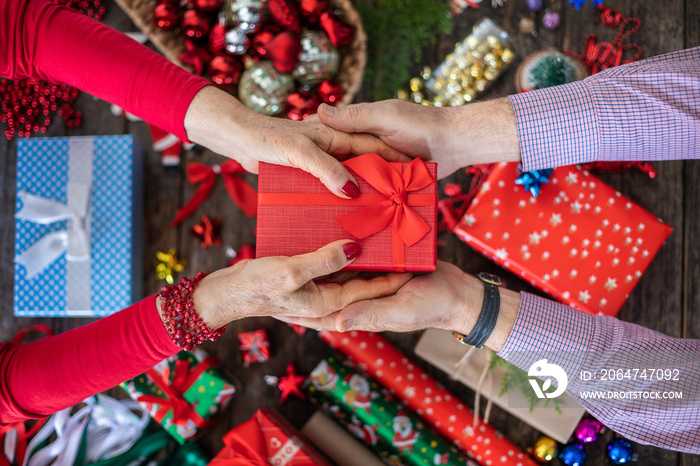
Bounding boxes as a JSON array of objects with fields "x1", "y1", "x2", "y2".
[
  {"x1": 487, "y1": 353, "x2": 564, "y2": 413},
  {"x1": 356, "y1": 0, "x2": 453, "y2": 100}
]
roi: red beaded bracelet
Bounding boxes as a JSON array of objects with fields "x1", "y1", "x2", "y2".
[{"x1": 158, "y1": 272, "x2": 226, "y2": 350}]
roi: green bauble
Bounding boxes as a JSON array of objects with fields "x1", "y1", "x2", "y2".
[{"x1": 238, "y1": 61, "x2": 295, "y2": 115}]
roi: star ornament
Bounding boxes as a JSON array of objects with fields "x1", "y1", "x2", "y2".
[
  {"x1": 276, "y1": 363, "x2": 306, "y2": 403},
  {"x1": 191, "y1": 215, "x2": 222, "y2": 249},
  {"x1": 154, "y1": 249, "x2": 186, "y2": 284}
]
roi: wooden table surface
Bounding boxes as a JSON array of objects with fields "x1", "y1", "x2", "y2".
[{"x1": 1, "y1": 0, "x2": 698, "y2": 464}]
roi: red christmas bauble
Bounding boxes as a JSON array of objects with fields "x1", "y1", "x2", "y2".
[
  {"x1": 286, "y1": 91, "x2": 321, "y2": 120},
  {"x1": 268, "y1": 0, "x2": 301, "y2": 33},
  {"x1": 193, "y1": 0, "x2": 223, "y2": 12},
  {"x1": 181, "y1": 10, "x2": 211, "y2": 41},
  {"x1": 209, "y1": 22, "x2": 227, "y2": 54},
  {"x1": 319, "y1": 11, "x2": 354, "y2": 47},
  {"x1": 299, "y1": 0, "x2": 329, "y2": 23},
  {"x1": 179, "y1": 39, "x2": 212, "y2": 76},
  {"x1": 209, "y1": 54, "x2": 244, "y2": 87},
  {"x1": 263, "y1": 31, "x2": 301, "y2": 74},
  {"x1": 154, "y1": 3, "x2": 179, "y2": 30},
  {"x1": 251, "y1": 25, "x2": 281, "y2": 59},
  {"x1": 318, "y1": 79, "x2": 342, "y2": 104}
]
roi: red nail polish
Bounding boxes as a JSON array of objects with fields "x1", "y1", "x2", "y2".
[
  {"x1": 340, "y1": 180, "x2": 360, "y2": 199},
  {"x1": 342, "y1": 242, "x2": 361, "y2": 260}
]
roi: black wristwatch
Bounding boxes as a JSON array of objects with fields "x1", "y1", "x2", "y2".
[{"x1": 452, "y1": 272, "x2": 502, "y2": 348}]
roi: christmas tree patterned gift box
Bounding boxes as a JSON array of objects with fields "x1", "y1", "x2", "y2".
[
  {"x1": 305, "y1": 355, "x2": 469, "y2": 466},
  {"x1": 13, "y1": 135, "x2": 143, "y2": 317},
  {"x1": 454, "y1": 162, "x2": 673, "y2": 316},
  {"x1": 121, "y1": 348, "x2": 236, "y2": 444}
]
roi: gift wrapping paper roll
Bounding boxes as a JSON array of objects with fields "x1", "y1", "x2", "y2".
[
  {"x1": 320, "y1": 331, "x2": 538, "y2": 466},
  {"x1": 305, "y1": 354, "x2": 470, "y2": 466},
  {"x1": 301, "y1": 411, "x2": 385, "y2": 466}
]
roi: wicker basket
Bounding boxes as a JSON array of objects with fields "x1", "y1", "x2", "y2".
[{"x1": 113, "y1": 0, "x2": 366, "y2": 106}]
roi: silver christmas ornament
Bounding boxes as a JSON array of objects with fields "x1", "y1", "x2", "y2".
[
  {"x1": 238, "y1": 61, "x2": 295, "y2": 115},
  {"x1": 225, "y1": 0, "x2": 265, "y2": 34},
  {"x1": 292, "y1": 30, "x2": 340, "y2": 86},
  {"x1": 225, "y1": 27, "x2": 249, "y2": 55}
]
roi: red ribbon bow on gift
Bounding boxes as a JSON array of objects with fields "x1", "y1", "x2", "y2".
[
  {"x1": 337, "y1": 153, "x2": 433, "y2": 247},
  {"x1": 0, "y1": 325, "x2": 53, "y2": 466},
  {"x1": 170, "y1": 161, "x2": 257, "y2": 227},
  {"x1": 136, "y1": 358, "x2": 212, "y2": 427}
]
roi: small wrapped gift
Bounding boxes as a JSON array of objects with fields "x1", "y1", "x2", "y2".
[
  {"x1": 120, "y1": 348, "x2": 236, "y2": 444},
  {"x1": 13, "y1": 135, "x2": 143, "y2": 317},
  {"x1": 454, "y1": 162, "x2": 673, "y2": 316},
  {"x1": 256, "y1": 153, "x2": 437, "y2": 272},
  {"x1": 238, "y1": 329, "x2": 271, "y2": 366},
  {"x1": 209, "y1": 409, "x2": 331, "y2": 466},
  {"x1": 415, "y1": 329, "x2": 586, "y2": 444}
]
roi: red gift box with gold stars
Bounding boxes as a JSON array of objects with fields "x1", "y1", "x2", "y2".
[{"x1": 454, "y1": 162, "x2": 672, "y2": 317}]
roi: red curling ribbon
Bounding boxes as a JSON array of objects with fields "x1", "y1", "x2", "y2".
[
  {"x1": 171, "y1": 160, "x2": 257, "y2": 227},
  {"x1": 1, "y1": 325, "x2": 53, "y2": 466},
  {"x1": 136, "y1": 357, "x2": 214, "y2": 427},
  {"x1": 337, "y1": 154, "x2": 433, "y2": 247},
  {"x1": 566, "y1": 6, "x2": 642, "y2": 74}
]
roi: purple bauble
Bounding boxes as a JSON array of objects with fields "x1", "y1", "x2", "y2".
[
  {"x1": 526, "y1": 0, "x2": 543, "y2": 11},
  {"x1": 574, "y1": 419, "x2": 604, "y2": 443},
  {"x1": 543, "y1": 10, "x2": 560, "y2": 29}
]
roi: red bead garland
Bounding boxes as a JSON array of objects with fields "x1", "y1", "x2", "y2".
[
  {"x1": 1, "y1": 0, "x2": 105, "y2": 140},
  {"x1": 158, "y1": 272, "x2": 226, "y2": 350}
]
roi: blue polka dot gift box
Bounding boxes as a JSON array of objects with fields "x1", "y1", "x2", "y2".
[{"x1": 14, "y1": 136, "x2": 143, "y2": 317}]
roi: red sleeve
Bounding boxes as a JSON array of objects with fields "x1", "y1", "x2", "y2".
[
  {"x1": 1, "y1": 0, "x2": 210, "y2": 141},
  {"x1": 0, "y1": 295, "x2": 180, "y2": 424}
]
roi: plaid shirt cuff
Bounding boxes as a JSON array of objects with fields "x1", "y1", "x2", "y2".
[
  {"x1": 497, "y1": 291, "x2": 595, "y2": 378},
  {"x1": 509, "y1": 82, "x2": 599, "y2": 171}
]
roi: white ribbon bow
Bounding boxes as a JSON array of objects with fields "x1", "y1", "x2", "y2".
[{"x1": 15, "y1": 187, "x2": 91, "y2": 280}]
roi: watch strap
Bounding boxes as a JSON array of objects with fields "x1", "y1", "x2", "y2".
[{"x1": 452, "y1": 272, "x2": 501, "y2": 348}]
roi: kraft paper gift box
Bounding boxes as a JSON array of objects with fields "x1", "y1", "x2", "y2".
[
  {"x1": 256, "y1": 153, "x2": 437, "y2": 272},
  {"x1": 415, "y1": 329, "x2": 586, "y2": 444},
  {"x1": 454, "y1": 162, "x2": 672, "y2": 316},
  {"x1": 13, "y1": 135, "x2": 143, "y2": 317}
]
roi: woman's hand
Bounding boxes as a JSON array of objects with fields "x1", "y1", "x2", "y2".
[
  {"x1": 315, "y1": 98, "x2": 522, "y2": 178},
  {"x1": 183, "y1": 86, "x2": 405, "y2": 199},
  {"x1": 186, "y1": 240, "x2": 412, "y2": 329},
  {"x1": 276, "y1": 261, "x2": 521, "y2": 352}
]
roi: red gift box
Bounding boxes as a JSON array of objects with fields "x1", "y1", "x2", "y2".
[
  {"x1": 256, "y1": 153, "x2": 437, "y2": 272},
  {"x1": 209, "y1": 409, "x2": 331, "y2": 466},
  {"x1": 454, "y1": 163, "x2": 673, "y2": 316}
]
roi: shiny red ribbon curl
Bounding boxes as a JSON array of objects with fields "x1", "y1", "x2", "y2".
[
  {"x1": 0, "y1": 325, "x2": 54, "y2": 466},
  {"x1": 337, "y1": 154, "x2": 433, "y2": 247},
  {"x1": 136, "y1": 357, "x2": 214, "y2": 427},
  {"x1": 171, "y1": 160, "x2": 257, "y2": 227}
]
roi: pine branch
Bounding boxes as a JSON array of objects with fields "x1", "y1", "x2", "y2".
[{"x1": 356, "y1": 0, "x2": 453, "y2": 100}]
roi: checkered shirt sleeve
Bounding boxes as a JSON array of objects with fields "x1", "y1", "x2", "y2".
[
  {"x1": 509, "y1": 47, "x2": 700, "y2": 171},
  {"x1": 498, "y1": 292, "x2": 700, "y2": 454}
]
